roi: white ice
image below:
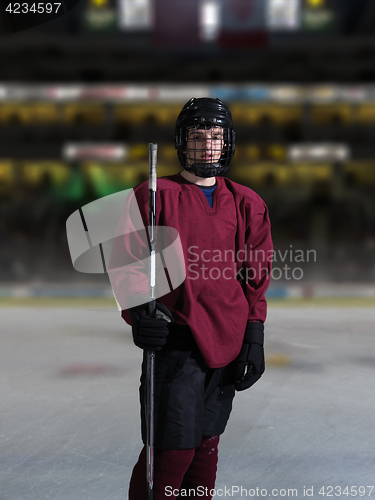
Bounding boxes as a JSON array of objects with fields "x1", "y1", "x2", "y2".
[{"x1": 1, "y1": 305, "x2": 375, "y2": 499}]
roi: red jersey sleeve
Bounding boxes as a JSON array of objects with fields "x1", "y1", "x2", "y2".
[{"x1": 240, "y1": 204, "x2": 273, "y2": 323}]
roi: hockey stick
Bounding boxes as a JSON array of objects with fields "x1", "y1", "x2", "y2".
[{"x1": 147, "y1": 143, "x2": 157, "y2": 500}]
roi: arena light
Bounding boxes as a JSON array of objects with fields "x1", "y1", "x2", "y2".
[
  {"x1": 44, "y1": 86, "x2": 82, "y2": 101},
  {"x1": 302, "y1": 0, "x2": 335, "y2": 31},
  {"x1": 288, "y1": 144, "x2": 350, "y2": 163},
  {"x1": 1, "y1": 84, "x2": 375, "y2": 104},
  {"x1": 339, "y1": 87, "x2": 368, "y2": 103},
  {"x1": 308, "y1": 85, "x2": 340, "y2": 102},
  {"x1": 270, "y1": 85, "x2": 304, "y2": 102},
  {"x1": 200, "y1": 0, "x2": 221, "y2": 41},
  {"x1": 118, "y1": 0, "x2": 152, "y2": 30},
  {"x1": 267, "y1": 0, "x2": 300, "y2": 31},
  {"x1": 0, "y1": 86, "x2": 8, "y2": 100},
  {"x1": 63, "y1": 143, "x2": 128, "y2": 161}
]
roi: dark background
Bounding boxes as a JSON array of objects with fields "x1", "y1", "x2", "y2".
[{"x1": 0, "y1": 0, "x2": 374, "y2": 288}]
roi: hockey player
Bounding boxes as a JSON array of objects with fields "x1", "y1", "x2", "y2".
[{"x1": 123, "y1": 98, "x2": 273, "y2": 499}]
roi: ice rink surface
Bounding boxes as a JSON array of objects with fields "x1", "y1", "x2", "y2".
[{"x1": 1, "y1": 301, "x2": 375, "y2": 499}]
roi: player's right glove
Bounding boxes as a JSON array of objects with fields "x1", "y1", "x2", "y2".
[
  {"x1": 128, "y1": 301, "x2": 173, "y2": 351},
  {"x1": 233, "y1": 321, "x2": 265, "y2": 391}
]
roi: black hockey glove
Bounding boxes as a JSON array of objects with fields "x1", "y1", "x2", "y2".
[
  {"x1": 129, "y1": 302, "x2": 174, "y2": 351},
  {"x1": 234, "y1": 322, "x2": 265, "y2": 391}
]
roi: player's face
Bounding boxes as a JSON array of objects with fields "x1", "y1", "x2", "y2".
[{"x1": 186, "y1": 126, "x2": 224, "y2": 164}]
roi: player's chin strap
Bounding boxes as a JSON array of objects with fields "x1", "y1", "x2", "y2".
[{"x1": 185, "y1": 162, "x2": 224, "y2": 178}]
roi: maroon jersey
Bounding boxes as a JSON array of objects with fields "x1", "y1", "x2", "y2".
[{"x1": 121, "y1": 173, "x2": 272, "y2": 369}]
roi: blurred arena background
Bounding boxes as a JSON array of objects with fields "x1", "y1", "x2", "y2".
[
  {"x1": 2, "y1": 3, "x2": 375, "y2": 498},
  {"x1": 1, "y1": 0, "x2": 375, "y2": 302}
]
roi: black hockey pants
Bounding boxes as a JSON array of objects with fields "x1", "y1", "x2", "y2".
[{"x1": 139, "y1": 323, "x2": 236, "y2": 450}]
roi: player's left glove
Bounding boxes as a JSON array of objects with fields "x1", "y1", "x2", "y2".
[{"x1": 233, "y1": 322, "x2": 265, "y2": 391}]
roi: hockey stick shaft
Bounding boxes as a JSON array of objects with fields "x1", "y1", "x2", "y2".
[{"x1": 147, "y1": 143, "x2": 157, "y2": 500}]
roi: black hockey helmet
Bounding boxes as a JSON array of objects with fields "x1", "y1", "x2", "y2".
[{"x1": 175, "y1": 97, "x2": 235, "y2": 177}]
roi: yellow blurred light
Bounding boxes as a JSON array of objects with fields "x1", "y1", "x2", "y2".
[
  {"x1": 64, "y1": 104, "x2": 105, "y2": 124},
  {"x1": 0, "y1": 161, "x2": 14, "y2": 186},
  {"x1": 306, "y1": 0, "x2": 324, "y2": 8},
  {"x1": 268, "y1": 144, "x2": 286, "y2": 161},
  {"x1": 21, "y1": 161, "x2": 71, "y2": 186},
  {"x1": 89, "y1": 0, "x2": 109, "y2": 8},
  {"x1": 245, "y1": 145, "x2": 260, "y2": 161}
]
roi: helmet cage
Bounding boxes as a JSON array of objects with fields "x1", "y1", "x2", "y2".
[{"x1": 175, "y1": 98, "x2": 235, "y2": 178}]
